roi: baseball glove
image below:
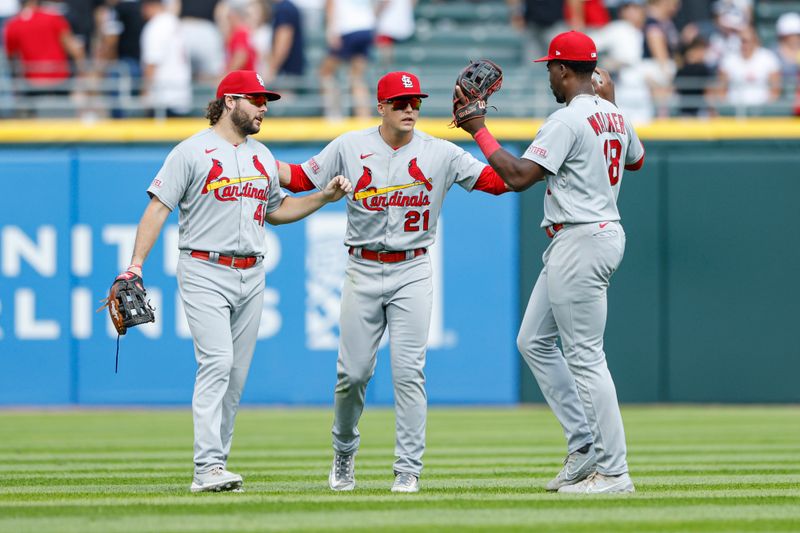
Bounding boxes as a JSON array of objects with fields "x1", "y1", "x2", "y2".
[
  {"x1": 451, "y1": 59, "x2": 503, "y2": 128},
  {"x1": 98, "y1": 271, "x2": 156, "y2": 336}
]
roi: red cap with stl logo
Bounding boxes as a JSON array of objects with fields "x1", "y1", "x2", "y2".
[
  {"x1": 534, "y1": 31, "x2": 598, "y2": 62},
  {"x1": 216, "y1": 70, "x2": 281, "y2": 101},
  {"x1": 376, "y1": 71, "x2": 429, "y2": 101}
]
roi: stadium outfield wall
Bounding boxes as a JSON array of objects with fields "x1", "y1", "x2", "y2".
[{"x1": 0, "y1": 118, "x2": 798, "y2": 405}]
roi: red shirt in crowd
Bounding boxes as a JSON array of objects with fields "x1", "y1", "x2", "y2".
[
  {"x1": 226, "y1": 26, "x2": 257, "y2": 71},
  {"x1": 4, "y1": 7, "x2": 72, "y2": 86},
  {"x1": 564, "y1": 0, "x2": 611, "y2": 29}
]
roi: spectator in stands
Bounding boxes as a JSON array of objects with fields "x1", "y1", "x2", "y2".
[
  {"x1": 508, "y1": 0, "x2": 565, "y2": 62},
  {"x1": 681, "y1": 0, "x2": 746, "y2": 71},
  {"x1": 140, "y1": 0, "x2": 191, "y2": 116},
  {"x1": 564, "y1": 0, "x2": 610, "y2": 32},
  {"x1": 640, "y1": 0, "x2": 680, "y2": 116},
  {"x1": 224, "y1": 0, "x2": 258, "y2": 72},
  {"x1": 0, "y1": 0, "x2": 19, "y2": 34},
  {"x1": 177, "y1": 0, "x2": 224, "y2": 82},
  {"x1": 674, "y1": 36, "x2": 714, "y2": 116},
  {"x1": 264, "y1": 0, "x2": 306, "y2": 89},
  {"x1": 319, "y1": 0, "x2": 374, "y2": 119},
  {"x1": 4, "y1": 0, "x2": 87, "y2": 102},
  {"x1": 717, "y1": 25, "x2": 781, "y2": 109},
  {"x1": 62, "y1": 0, "x2": 104, "y2": 54},
  {"x1": 593, "y1": 0, "x2": 652, "y2": 123},
  {"x1": 774, "y1": 12, "x2": 800, "y2": 87},
  {"x1": 96, "y1": 0, "x2": 145, "y2": 117},
  {"x1": 375, "y1": 0, "x2": 415, "y2": 66}
]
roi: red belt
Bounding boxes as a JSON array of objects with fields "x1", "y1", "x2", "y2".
[
  {"x1": 190, "y1": 250, "x2": 260, "y2": 269},
  {"x1": 545, "y1": 223, "x2": 564, "y2": 238},
  {"x1": 349, "y1": 247, "x2": 427, "y2": 263}
]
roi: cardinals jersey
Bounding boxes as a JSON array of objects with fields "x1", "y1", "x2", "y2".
[
  {"x1": 147, "y1": 128, "x2": 287, "y2": 256},
  {"x1": 301, "y1": 127, "x2": 486, "y2": 250},
  {"x1": 522, "y1": 94, "x2": 644, "y2": 227}
]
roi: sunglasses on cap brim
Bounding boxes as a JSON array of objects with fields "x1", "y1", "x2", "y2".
[
  {"x1": 226, "y1": 93, "x2": 270, "y2": 107},
  {"x1": 384, "y1": 97, "x2": 422, "y2": 111}
]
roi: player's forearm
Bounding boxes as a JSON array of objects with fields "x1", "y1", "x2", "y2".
[
  {"x1": 470, "y1": 127, "x2": 544, "y2": 191},
  {"x1": 277, "y1": 160, "x2": 291, "y2": 186},
  {"x1": 266, "y1": 193, "x2": 328, "y2": 225},
  {"x1": 130, "y1": 196, "x2": 171, "y2": 269},
  {"x1": 486, "y1": 150, "x2": 544, "y2": 191}
]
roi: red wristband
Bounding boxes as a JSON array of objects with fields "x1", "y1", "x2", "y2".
[{"x1": 474, "y1": 127, "x2": 502, "y2": 160}]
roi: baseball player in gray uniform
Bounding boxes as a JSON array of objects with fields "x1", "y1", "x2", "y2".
[
  {"x1": 456, "y1": 32, "x2": 645, "y2": 494},
  {"x1": 278, "y1": 71, "x2": 510, "y2": 492},
  {"x1": 122, "y1": 70, "x2": 351, "y2": 493}
]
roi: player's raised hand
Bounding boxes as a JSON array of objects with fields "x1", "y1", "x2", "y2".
[
  {"x1": 592, "y1": 67, "x2": 616, "y2": 105},
  {"x1": 452, "y1": 85, "x2": 486, "y2": 135},
  {"x1": 322, "y1": 175, "x2": 352, "y2": 203}
]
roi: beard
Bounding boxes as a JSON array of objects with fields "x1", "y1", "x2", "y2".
[
  {"x1": 551, "y1": 86, "x2": 566, "y2": 104},
  {"x1": 231, "y1": 105, "x2": 261, "y2": 136}
]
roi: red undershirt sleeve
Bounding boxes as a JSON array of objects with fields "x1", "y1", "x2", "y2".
[
  {"x1": 286, "y1": 163, "x2": 316, "y2": 192},
  {"x1": 473, "y1": 165, "x2": 510, "y2": 195}
]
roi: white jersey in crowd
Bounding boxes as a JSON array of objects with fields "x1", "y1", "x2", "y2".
[
  {"x1": 301, "y1": 127, "x2": 486, "y2": 250},
  {"x1": 147, "y1": 129, "x2": 287, "y2": 256},
  {"x1": 522, "y1": 94, "x2": 644, "y2": 227},
  {"x1": 140, "y1": 11, "x2": 192, "y2": 113},
  {"x1": 719, "y1": 47, "x2": 780, "y2": 106},
  {"x1": 331, "y1": 0, "x2": 376, "y2": 36},
  {"x1": 376, "y1": 0, "x2": 415, "y2": 41}
]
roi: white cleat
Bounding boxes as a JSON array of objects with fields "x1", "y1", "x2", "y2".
[
  {"x1": 545, "y1": 446, "x2": 597, "y2": 491},
  {"x1": 391, "y1": 472, "x2": 420, "y2": 493},
  {"x1": 329, "y1": 453, "x2": 355, "y2": 491},
  {"x1": 557, "y1": 472, "x2": 635, "y2": 494},
  {"x1": 190, "y1": 466, "x2": 243, "y2": 493}
]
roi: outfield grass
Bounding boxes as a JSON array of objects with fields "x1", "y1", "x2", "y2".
[{"x1": 1, "y1": 406, "x2": 798, "y2": 532}]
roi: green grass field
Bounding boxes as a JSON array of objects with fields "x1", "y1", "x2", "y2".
[{"x1": 1, "y1": 406, "x2": 798, "y2": 532}]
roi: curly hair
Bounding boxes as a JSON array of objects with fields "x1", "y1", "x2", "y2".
[{"x1": 206, "y1": 98, "x2": 226, "y2": 125}]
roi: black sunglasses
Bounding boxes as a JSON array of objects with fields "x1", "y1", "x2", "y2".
[{"x1": 384, "y1": 97, "x2": 422, "y2": 111}]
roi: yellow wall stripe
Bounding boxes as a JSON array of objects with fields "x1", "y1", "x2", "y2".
[{"x1": 0, "y1": 117, "x2": 799, "y2": 143}]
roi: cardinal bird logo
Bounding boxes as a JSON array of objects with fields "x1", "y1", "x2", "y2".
[
  {"x1": 201, "y1": 159, "x2": 224, "y2": 194},
  {"x1": 354, "y1": 166, "x2": 373, "y2": 194},
  {"x1": 408, "y1": 158, "x2": 433, "y2": 191},
  {"x1": 252, "y1": 155, "x2": 271, "y2": 187},
  {"x1": 354, "y1": 166, "x2": 383, "y2": 212},
  {"x1": 252, "y1": 155, "x2": 269, "y2": 178}
]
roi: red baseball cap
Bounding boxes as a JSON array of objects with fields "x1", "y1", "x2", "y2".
[
  {"x1": 534, "y1": 31, "x2": 598, "y2": 62},
  {"x1": 216, "y1": 70, "x2": 281, "y2": 101},
  {"x1": 376, "y1": 71, "x2": 428, "y2": 101}
]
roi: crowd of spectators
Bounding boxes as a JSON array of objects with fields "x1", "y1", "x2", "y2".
[
  {"x1": 0, "y1": 0, "x2": 311, "y2": 117},
  {"x1": 510, "y1": 0, "x2": 800, "y2": 119},
  {"x1": 1, "y1": 0, "x2": 798, "y2": 119}
]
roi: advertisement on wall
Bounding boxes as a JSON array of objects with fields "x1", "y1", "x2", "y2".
[{"x1": 0, "y1": 145, "x2": 518, "y2": 405}]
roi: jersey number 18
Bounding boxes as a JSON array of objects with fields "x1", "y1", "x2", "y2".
[{"x1": 604, "y1": 139, "x2": 622, "y2": 186}]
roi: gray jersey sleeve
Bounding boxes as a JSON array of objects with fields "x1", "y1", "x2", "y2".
[
  {"x1": 300, "y1": 135, "x2": 344, "y2": 190},
  {"x1": 446, "y1": 140, "x2": 486, "y2": 192},
  {"x1": 147, "y1": 146, "x2": 192, "y2": 210},
  {"x1": 521, "y1": 118, "x2": 577, "y2": 175}
]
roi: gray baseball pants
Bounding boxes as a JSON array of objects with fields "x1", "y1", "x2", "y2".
[
  {"x1": 517, "y1": 221, "x2": 629, "y2": 476},
  {"x1": 177, "y1": 251, "x2": 265, "y2": 475},
  {"x1": 332, "y1": 253, "x2": 432, "y2": 477}
]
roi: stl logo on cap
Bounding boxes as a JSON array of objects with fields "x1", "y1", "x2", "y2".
[
  {"x1": 376, "y1": 71, "x2": 429, "y2": 101},
  {"x1": 256, "y1": 73, "x2": 265, "y2": 88}
]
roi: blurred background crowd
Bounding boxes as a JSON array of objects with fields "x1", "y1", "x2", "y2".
[{"x1": 1, "y1": 0, "x2": 799, "y2": 122}]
